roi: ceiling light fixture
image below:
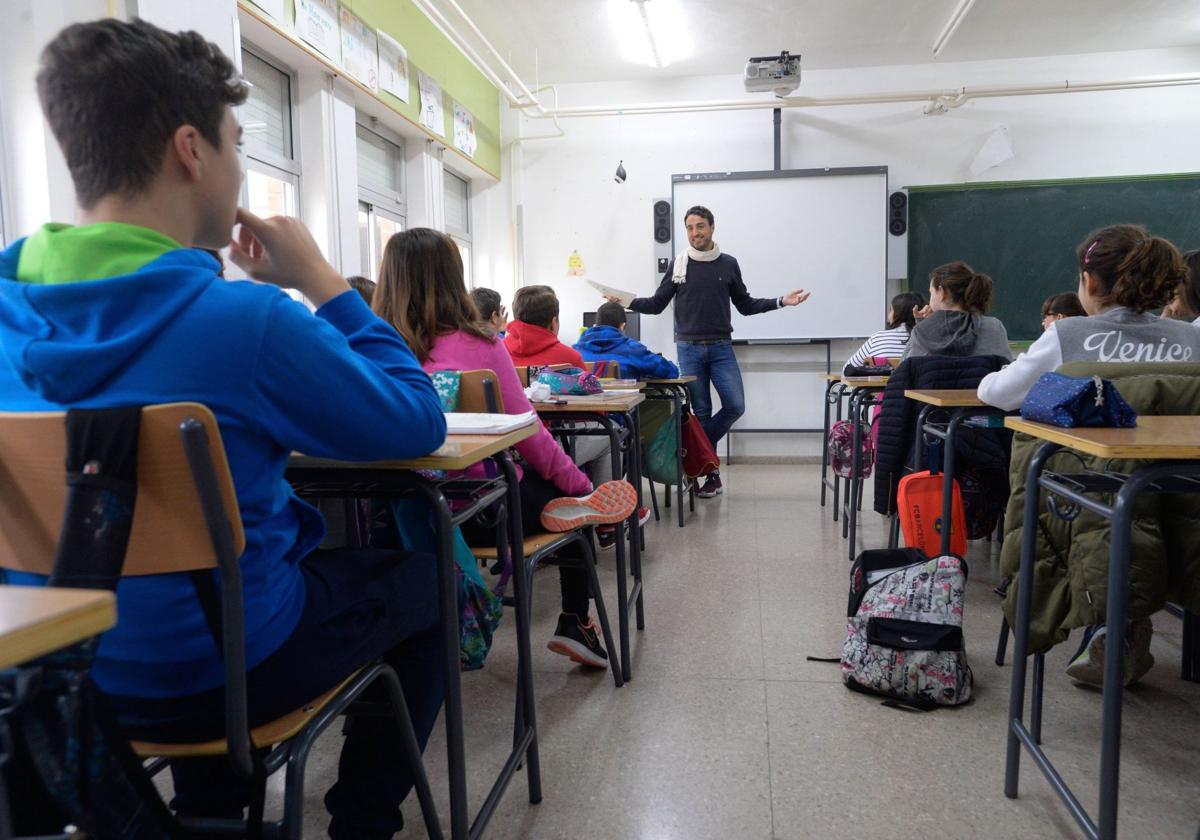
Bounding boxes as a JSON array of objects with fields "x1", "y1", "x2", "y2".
[{"x1": 608, "y1": 0, "x2": 691, "y2": 69}]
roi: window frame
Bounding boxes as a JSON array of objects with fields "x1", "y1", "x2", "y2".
[
  {"x1": 239, "y1": 43, "x2": 301, "y2": 213},
  {"x1": 443, "y1": 168, "x2": 472, "y2": 286},
  {"x1": 355, "y1": 117, "x2": 407, "y2": 220}
]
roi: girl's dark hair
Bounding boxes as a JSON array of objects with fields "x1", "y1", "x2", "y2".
[
  {"x1": 1077, "y1": 224, "x2": 1185, "y2": 313},
  {"x1": 929, "y1": 261, "x2": 992, "y2": 314},
  {"x1": 373, "y1": 228, "x2": 492, "y2": 363},
  {"x1": 887, "y1": 291, "x2": 925, "y2": 330},
  {"x1": 1040, "y1": 292, "x2": 1086, "y2": 319},
  {"x1": 1182, "y1": 250, "x2": 1200, "y2": 317}
]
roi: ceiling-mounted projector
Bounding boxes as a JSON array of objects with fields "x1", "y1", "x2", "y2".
[{"x1": 744, "y1": 50, "x2": 801, "y2": 96}]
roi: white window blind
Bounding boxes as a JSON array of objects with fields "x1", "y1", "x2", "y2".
[
  {"x1": 241, "y1": 51, "x2": 293, "y2": 162},
  {"x1": 444, "y1": 171, "x2": 469, "y2": 235},
  {"x1": 356, "y1": 125, "x2": 401, "y2": 195}
]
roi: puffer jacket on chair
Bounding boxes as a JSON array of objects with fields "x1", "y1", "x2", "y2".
[
  {"x1": 873, "y1": 354, "x2": 1012, "y2": 516},
  {"x1": 1000, "y1": 362, "x2": 1200, "y2": 654}
]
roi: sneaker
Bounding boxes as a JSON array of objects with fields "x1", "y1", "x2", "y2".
[
  {"x1": 1126, "y1": 618, "x2": 1155, "y2": 686},
  {"x1": 695, "y1": 473, "x2": 723, "y2": 499},
  {"x1": 1065, "y1": 622, "x2": 1156, "y2": 687},
  {"x1": 1066, "y1": 624, "x2": 1110, "y2": 687},
  {"x1": 540, "y1": 480, "x2": 638, "y2": 532},
  {"x1": 596, "y1": 507, "x2": 651, "y2": 551},
  {"x1": 547, "y1": 612, "x2": 608, "y2": 669}
]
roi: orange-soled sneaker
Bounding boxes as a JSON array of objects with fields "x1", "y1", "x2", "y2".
[
  {"x1": 539, "y1": 480, "x2": 638, "y2": 532},
  {"x1": 547, "y1": 612, "x2": 608, "y2": 669}
]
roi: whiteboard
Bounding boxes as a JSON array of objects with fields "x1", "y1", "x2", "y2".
[{"x1": 672, "y1": 168, "x2": 888, "y2": 340}]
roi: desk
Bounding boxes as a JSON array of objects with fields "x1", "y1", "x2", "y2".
[
  {"x1": 841, "y1": 377, "x2": 889, "y2": 562},
  {"x1": 534, "y1": 392, "x2": 646, "y2": 682},
  {"x1": 0, "y1": 586, "x2": 116, "y2": 670},
  {"x1": 642, "y1": 376, "x2": 697, "y2": 528},
  {"x1": 289, "y1": 428, "x2": 538, "y2": 840},
  {"x1": 1002, "y1": 416, "x2": 1200, "y2": 840},
  {"x1": 904, "y1": 389, "x2": 1011, "y2": 556}
]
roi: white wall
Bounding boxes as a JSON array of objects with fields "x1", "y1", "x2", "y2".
[{"x1": 514, "y1": 46, "x2": 1200, "y2": 459}]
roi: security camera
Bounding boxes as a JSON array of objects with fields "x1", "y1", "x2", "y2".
[{"x1": 614, "y1": 160, "x2": 627, "y2": 184}]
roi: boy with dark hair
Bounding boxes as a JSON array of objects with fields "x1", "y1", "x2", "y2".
[
  {"x1": 576, "y1": 302, "x2": 680, "y2": 380},
  {"x1": 347, "y1": 274, "x2": 376, "y2": 306},
  {"x1": 504, "y1": 284, "x2": 585, "y2": 367},
  {"x1": 0, "y1": 18, "x2": 447, "y2": 838},
  {"x1": 470, "y1": 285, "x2": 507, "y2": 335}
]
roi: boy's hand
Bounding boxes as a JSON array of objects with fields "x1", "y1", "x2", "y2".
[{"x1": 228, "y1": 208, "x2": 347, "y2": 306}]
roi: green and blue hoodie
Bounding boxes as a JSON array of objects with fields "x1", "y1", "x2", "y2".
[{"x1": 0, "y1": 223, "x2": 446, "y2": 698}]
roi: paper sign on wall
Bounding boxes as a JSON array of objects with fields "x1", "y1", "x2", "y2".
[
  {"x1": 249, "y1": 0, "x2": 285, "y2": 23},
  {"x1": 453, "y1": 102, "x2": 477, "y2": 157},
  {"x1": 339, "y1": 7, "x2": 378, "y2": 90},
  {"x1": 418, "y1": 72, "x2": 444, "y2": 136},
  {"x1": 295, "y1": 0, "x2": 339, "y2": 61},
  {"x1": 378, "y1": 31, "x2": 409, "y2": 102}
]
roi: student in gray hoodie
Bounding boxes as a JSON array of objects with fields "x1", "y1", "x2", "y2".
[{"x1": 903, "y1": 261, "x2": 1012, "y2": 361}]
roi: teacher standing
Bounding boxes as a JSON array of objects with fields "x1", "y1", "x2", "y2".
[{"x1": 608, "y1": 205, "x2": 809, "y2": 498}]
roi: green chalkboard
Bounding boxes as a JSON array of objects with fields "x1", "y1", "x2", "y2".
[{"x1": 906, "y1": 173, "x2": 1200, "y2": 341}]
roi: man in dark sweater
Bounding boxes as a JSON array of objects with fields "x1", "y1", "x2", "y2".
[{"x1": 610, "y1": 205, "x2": 809, "y2": 497}]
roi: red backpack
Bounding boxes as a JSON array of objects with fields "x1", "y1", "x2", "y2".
[{"x1": 680, "y1": 410, "x2": 719, "y2": 478}]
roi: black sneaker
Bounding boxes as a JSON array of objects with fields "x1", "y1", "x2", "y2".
[
  {"x1": 547, "y1": 612, "x2": 608, "y2": 669},
  {"x1": 696, "y1": 473, "x2": 723, "y2": 498},
  {"x1": 595, "y1": 507, "x2": 651, "y2": 552}
]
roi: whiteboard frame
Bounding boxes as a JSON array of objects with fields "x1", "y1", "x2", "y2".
[{"x1": 670, "y1": 165, "x2": 890, "y2": 340}]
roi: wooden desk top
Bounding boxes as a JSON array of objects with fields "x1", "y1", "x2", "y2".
[
  {"x1": 824, "y1": 373, "x2": 845, "y2": 382},
  {"x1": 842, "y1": 376, "x2": 890, "y2": 387},
  {"x1": 0, "y1": 586, "x2": 117, "y2": 670},
  {"x1": 533, "y1": 392, "x2": 646, "y2": 414},
  {"x1": 1004, "y1": 415, "x2": 1200, "y2": 459},
  {"x1": 905, "y1": 389, "x2": 988, "y2": 408},
  {"x1": 291, "y1": 426, "x2": 538, "y2": 472},
  {"x1": 643, "y1": 376, "x2": 697, "y2": 385}
]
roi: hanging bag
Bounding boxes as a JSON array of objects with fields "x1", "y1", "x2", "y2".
[{"x1": 1020, "y1": 372, "x2": 1137, "y2": 428}]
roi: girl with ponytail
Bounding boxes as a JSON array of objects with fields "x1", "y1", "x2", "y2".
[
  {"x1": 902, "y1": 261, "x2": 1013, "y2": 360},
  {"x1": 978, "y1": 224, "x2": 1197, "y2": 410}
]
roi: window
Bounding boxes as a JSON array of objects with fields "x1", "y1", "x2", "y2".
[
  {"x1": 443, "y1": 169, "x2": 472, "y2": 287},
  {"x1": 357, "y1": 119, "x2": 406, "y2": 280},
  {"x1": 240, "y1": 47, "x2": 300, "y2": 219}
]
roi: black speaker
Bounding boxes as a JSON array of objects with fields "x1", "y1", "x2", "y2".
[
  {"x1": 888, "y1": 191, "x2": 907, "y2": 236},
  {"x1": 653, "y1": 199, "x2": 671, "y2": 243}
]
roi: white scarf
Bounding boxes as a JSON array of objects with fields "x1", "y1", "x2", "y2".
[{"x1": 672, "y1": 242, "x2": 721, "y2": 284}]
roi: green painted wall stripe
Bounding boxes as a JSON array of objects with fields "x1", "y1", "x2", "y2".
[{"x1": 252, "y1": 0, "x2": 501, "y2": 178}]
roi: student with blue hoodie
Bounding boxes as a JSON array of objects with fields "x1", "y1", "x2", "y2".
[
  {"x1": 0, "y1": 19, "x2": 448, "y2": 838},
  {"x1": 575, "y1": 302, "x2": 680, "y2": 380}
]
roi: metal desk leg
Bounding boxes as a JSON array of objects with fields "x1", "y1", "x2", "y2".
[
  {"x1": 629, "y1": 406, "x2": 646, "y2": 631},
  {"x1": 674, "y1": 387, "x2": 685, "y2": 527},
  {"x1": 821, "y1": 378, "x2": 835, "y2": 507},
  {"x1": 1005, "y1": 441, "x2": 1061, "y2": 802},
  {"x1": 1183, "y1": 610, "x2": 1200, "y2": 683},
  {"x1": 422, "y1": 483, "x2": 470, "y2": 840},
  {"x1": 847, "y1": 389, "x2": 866, "y2": 560},
  {"x1": 940, "y1": 410, "x2": 967, "y2": 556},
  {"x1": 496, "y1": 453, "x2": 542, "y2": 805},
  {"x1": 605, "y1": 416, "x2": 633, "y2": 683}
]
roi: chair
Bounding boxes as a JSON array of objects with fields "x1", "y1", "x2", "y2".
[
  {"x1": 583, "y1": 360, "x2": 621, "y2": 379},
  {"x1": 0, "y1": 403, "x2": 442, "y2": 840},
  {"x1": 514, "y1": 364, "x2": 573, "y2": 388},
  {"x1": 456, "y1": 372, "x2": 623, "y2": 687}
]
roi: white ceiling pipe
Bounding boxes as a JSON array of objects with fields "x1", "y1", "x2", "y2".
[
  {"x1": 932, "y1": 0, "x2": 978, "y2": 59},
  {"x1": 411, "y1": 1, "x2": 1200, "y2": 122}
]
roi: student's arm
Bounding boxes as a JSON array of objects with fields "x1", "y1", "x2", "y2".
[
  {"x1": 976, "y1": 327, "x2": 1064, "y2": 411},
  {"x1": 254, "y1": 290, "x2": 446, "y2": 460},
  {"x1": 487, "y1": 342, "x2": 593, "y2": 496},
  {"x1": 628, "y1": 263, "x2": 678, "y2": 315},
  {"x1": 843, "y1": 336, "x2": 874, "y2": 372},
  {"x1": 626, "y1": 337, "x2": 679, "y2": 379}
]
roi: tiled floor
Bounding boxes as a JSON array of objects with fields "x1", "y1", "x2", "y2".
[{"x1": 279, "y1": 464, "x2": 1200, "y2": 839}]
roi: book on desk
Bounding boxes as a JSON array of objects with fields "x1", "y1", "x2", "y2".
[{"x1": 444, "y1": 411, "x2": 538, "y2": 434}]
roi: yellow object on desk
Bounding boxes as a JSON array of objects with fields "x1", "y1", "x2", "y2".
[
  {"x1": 292, "y1": 427, "x2": 538, "y2": 472},
  {"x1": 904, "y1": 389, "x2": 987, "y2": 407},
  {"x1": 0, "y1": 585, "x2": 116, "y2": 669},
  {"x1": 1003, "y1": 415, "x2": 1200, "y2": 460}
]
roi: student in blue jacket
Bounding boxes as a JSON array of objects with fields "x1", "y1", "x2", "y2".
[
  {"x1": 575, "y1": 302, "x2": 680, "y2": 380},
  {"x1": 0, "y1": 19, "x2": 448, "y2": 838}
]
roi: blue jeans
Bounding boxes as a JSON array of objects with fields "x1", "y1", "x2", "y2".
[
  {"x1": 108, "y1": 547, "x2": 445, "y2": 839},
  {"x1": 676, "y1": 339, "x2": 745, "y2": 449}
]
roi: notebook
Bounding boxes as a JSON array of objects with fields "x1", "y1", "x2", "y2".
[{"x1": 444, "y1": 411, "x2": 538, "y2": 434}]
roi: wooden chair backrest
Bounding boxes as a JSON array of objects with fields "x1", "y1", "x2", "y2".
[
  {"x1": 0, "y1": 403, "x2": 244, "y2": 577},
  {"x1": 458, "y1": 370, "x2": 506, "y2": 413},
  {"x1": 584, "y1": 360, "x2": 621, "y2": 378}
]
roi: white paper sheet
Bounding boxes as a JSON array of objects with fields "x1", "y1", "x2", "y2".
[
  {"x1": 295, "y1": 0, "x2": 339, "y2": 61},
  {"x1": 378, "y1": 31, "x2": 409, "y2": 102},
  {"x1": 418, "y1": 72, "x2": 444, "y2": 136},
  {"x1": 339, "y1": 7, "x2": 378, "y2": 91},
  {"x1": 453, "y1": 101, "x2": 477, "y2": 157}
]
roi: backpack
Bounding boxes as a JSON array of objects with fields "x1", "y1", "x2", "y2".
[
  {"x1": 959, "y1": 465, "x2": 1008, "y2": 541},
  {"x1": 896, "y1": 469, "x2": 967, "y2": 556},
  {"x1": 842, "y1": 548, "x2": 973, "y2": 708},
  {"x1": 680, "y1": 410, "x2": 719, "y2": 478},
  {"x1": 828, "y1": 417, "x2": 876, "y2": 479},
  {"x1": 645, "y1": 414, "x2": 680, "y2": 485}
]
